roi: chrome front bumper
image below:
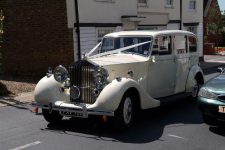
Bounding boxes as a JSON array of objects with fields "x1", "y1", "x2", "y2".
[{"x1": 34, "y1": 102, "x2": 114, "y2": 118}]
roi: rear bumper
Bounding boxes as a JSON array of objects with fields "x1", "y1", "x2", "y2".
[
  {"x1": 34, "y1": 101, "x2": 114, "y2": 118},
  {"x1": 198, "y1": 97, "x2": 225, "y2": 121}
]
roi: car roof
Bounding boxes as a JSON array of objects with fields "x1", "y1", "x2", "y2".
[{"x1": 105, "y1": 30, "x2": 196, "y2": 38}]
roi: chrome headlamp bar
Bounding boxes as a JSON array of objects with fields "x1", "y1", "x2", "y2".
[{"x1": 93, "y1": 66, "x2": 109, "y2": 89}]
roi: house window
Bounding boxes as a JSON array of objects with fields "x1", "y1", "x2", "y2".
[
  {"x1": 138, "y1": 0, "x2": 147, "y2": 4},
  {"x1": 189, "y1": 0, "x2": 196, "y2": 10},
  {"x1": 165, "y1": 0, "x2": 173, "y2": 7},
  {"x1": 186, "y1": 26, "x2": 197, "y2": 34},
  {"x1": 97, "y1": 28, "x2": 114, "y2": 43}
]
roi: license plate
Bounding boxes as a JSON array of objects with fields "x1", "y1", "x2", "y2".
[
  {"x1": 219, "y1": 106, "x2": 225, "y2": 113},
  {"x1": 60, "y1": 110, "x2": 88, "y2": 118}
]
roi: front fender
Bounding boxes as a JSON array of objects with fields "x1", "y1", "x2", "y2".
[
  {"x1": 89, "y1": 78, "x2": 160, "y2": 111},
  {"x1": 34, "y1": 76, "x2": 70, "y2": 105},
  {"x1": 186, "y1": 65, "x2": 205, "y2": 92}
]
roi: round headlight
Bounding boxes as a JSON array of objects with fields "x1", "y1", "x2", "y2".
[
  {"x1": 93, "y1": 67, "x2": 108, "y2": 89},
  {"x1": 53, "y1": 65, "x2": 69, "y2": 83}
]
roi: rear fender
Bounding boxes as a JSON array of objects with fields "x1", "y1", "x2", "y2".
[{"x1": 186, "y1": 65, "x2": 205, "y2": 92}]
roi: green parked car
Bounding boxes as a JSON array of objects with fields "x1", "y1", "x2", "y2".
[{"x1": 198, "y1": 67, "x2": 225, "y2": 126}]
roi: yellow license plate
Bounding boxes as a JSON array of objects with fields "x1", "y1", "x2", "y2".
[{"x1": 219, "y1": 106, "x2": 225, "y2": 113}]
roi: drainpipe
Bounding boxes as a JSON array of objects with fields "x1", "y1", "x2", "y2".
[
  {"x1": 180, "y1": 0, "x2": 183, "y2": 30},
  {"x1": 74, "y1": 0, "x2": 81, "y2": 60}
]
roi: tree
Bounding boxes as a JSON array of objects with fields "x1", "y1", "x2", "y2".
[
  {"x1": 221, "y1": 11, "x2": 225, "y2": 46},
  {"x1": 206, "y1": 2, "x2": 225, "y2": 49}
]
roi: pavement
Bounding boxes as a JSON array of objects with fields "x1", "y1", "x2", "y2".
[
  {"x1": 0, "y1": 92, "x2": 34, "y2": 107},
  {"x1": 0, "y1": 55, "x2": 224, "y2": 108}
]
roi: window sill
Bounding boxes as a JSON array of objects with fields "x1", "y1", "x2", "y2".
[
  {"x1": 95, "y1": 0, "x2": 115, "y2": 3},
  {"x1": 188, "y1": 9, "x2": 197, "y2": 12},
  {"x1": 138, "y1": 3, "x2": 148, "y2": 7},
  {"x1": 165, "y1": 5, "x2": 174, "y2": 9}
]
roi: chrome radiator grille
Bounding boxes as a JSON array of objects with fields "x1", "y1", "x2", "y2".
[{"x1": 69, "y1": 60, "x2": 97, "y2": 104}]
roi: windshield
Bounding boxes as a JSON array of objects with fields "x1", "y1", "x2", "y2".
[
  {"x1": 87, "y1": 36, "x2": 152, "y2": 58},
  {"x1": 100, "y1": 37, "x2": 152, "y2": 57}
]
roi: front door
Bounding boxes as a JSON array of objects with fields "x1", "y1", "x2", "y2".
[{"x1": 148, "y1": 35, "x2": 176, "y2": 98}]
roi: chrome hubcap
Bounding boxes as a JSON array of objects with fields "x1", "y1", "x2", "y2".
[{"x1": 123, "y1": 97, "x2": 132, "y2": 125}]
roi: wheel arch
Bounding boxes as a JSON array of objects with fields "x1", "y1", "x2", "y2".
[
  {"x1": 186, "y1": 65, "x2": 205, "y2": 93},
  {"x1": 195, "y1": 72, "x2": 204, "y2": 85},
  {"x1": 123, "y1": 87, "x2": 141, "y2": 111}
]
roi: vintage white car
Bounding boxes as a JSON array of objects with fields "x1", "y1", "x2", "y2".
[{"x1": 35, "y1": 30, "x2": 205, "y2": 129}]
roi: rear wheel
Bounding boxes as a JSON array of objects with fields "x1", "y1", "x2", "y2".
[
  {"x1": 42, "y1": 109, "x2": 63, "y2": 123},
  {"x1": 113, "y1": 92, "x2": 135, "y2": 130},
  {"x1": 191, "y1": 78, "x2": 200, "y2": 100}
]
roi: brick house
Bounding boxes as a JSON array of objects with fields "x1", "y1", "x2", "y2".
[
  {"x1": 1, "y1": 0, "x2": 74, "y2": 76},
  {"x1": 204, "y1": 0, "x2": 223, "y2": 54}
]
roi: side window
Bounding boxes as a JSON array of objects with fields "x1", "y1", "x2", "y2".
[
  {"x1": 159, "y1": 36, "x2": 172, "y2": 55},
  {"x1": 189, "y1": 37, "x2": 197, "y2": 52},
  {"x1": 152, "y1": 38, "x2": 159, "y2": 55},
  {"x1": 174, "y1": 35, "x2": 187, "y2": 55}
]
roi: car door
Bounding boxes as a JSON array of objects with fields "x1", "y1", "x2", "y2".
[
  {"x1": 174, "y1": 35, "x2": 190, "y2": 93},
  {"x1": 148, "y1": 35, "x2": 177, "y2": 98}
]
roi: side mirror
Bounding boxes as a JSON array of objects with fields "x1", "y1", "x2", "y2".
[{"x1": 217, "y1": 67, "x2": 225, "y2": 74}]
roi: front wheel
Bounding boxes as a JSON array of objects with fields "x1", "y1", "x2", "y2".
[
  {"x1": 113, "y1": 92, "x2": 135, "y2": 130},
  {"x1": 42, "y1": 109, "x2": 63, "y2": 124}
]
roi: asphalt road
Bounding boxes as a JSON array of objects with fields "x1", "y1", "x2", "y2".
[{"x1": 0, "y1": 73, "x2": 225, "y2": 150}]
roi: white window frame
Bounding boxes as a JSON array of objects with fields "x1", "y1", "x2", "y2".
[
  {"x1": 138, "y1": 0, "x2": 148, "y2": 7},
  {"x1": 189, "y1": 0, "x2": 197, "y2": 10},
  {"x1": 138, "y1": 26, "x2": 167, "y2": 31},
  {"x1": 165, "y1": 0, "x2": 173, "y2": 8}
]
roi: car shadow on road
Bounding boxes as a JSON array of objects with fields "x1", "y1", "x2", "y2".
[
  {"x1": 43, "y1": 99, "x2": 204, "y2": 144},
  {"x1": 209, "y1": 126, "x2": 225, "y2": 137}
]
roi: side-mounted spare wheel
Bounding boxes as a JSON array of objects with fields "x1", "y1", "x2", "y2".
[
  {"x1": 113, "y1": 91, "x2": 136, "y2": 130},
  {"x1": 42, "y1": 109, "x2": 63, "y2": 123},
  {"x1": 191, "y1": 78, "x2": 200, "y2": 100}
]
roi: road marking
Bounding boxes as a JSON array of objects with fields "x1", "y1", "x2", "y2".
[
  {"x1": 168, "y1": 134, "x2": 186, "y2": 140},
  {"x1": 9, "y1": 141, "x2": 41, "y2": 150}
]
